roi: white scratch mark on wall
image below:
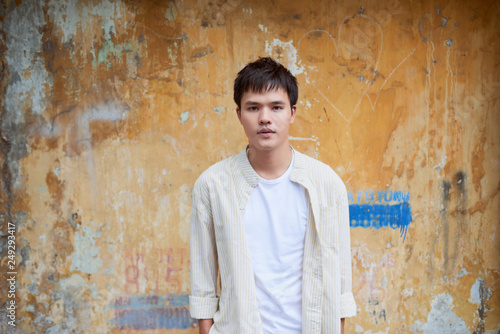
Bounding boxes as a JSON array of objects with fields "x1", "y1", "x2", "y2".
[
  {"x1": 76, "y1": 101, "x2": 129, "y2": 204},
  {"x1": 373, "y1": 48, "x2": 416, "y2": 109},
  {"x1": 314, "y1": 87, "x2": 349, "y2": 123},
  {"x1": 434, "y1": 154, "x2": 448, "y2": 172},
  {"x1": 288, "y1": 136, "x2": 318, "y2": 141}
]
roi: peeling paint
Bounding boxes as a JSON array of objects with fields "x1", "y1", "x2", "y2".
[
  {"x1": 265, "y1": 38, "x2": 304, "y2": 76},
  {"x1": 470, "y1": 278, "x2": 491, "y2": 304},
  {"x1": 470, "y1": 277, "x2": 492, "y2": 333},
  {"x1": 164, "y1": 0, "x2": 178, "y2": 21},
  {"x1": 456, "y1": 268, "x2": 470, "y2": 279},
  {"x1": 180, "y1": 111, "x2": 190, "y2": 124},
  {"x1": 213, "y1": 106, "x2": 226, "y2": 114},
  {"x1": 70, "y1": 223, "x2": 103, "y2": 274},
  {"x1": 411, "y1": 293, "x2": 469, "y2": 334},
  {"x1": 48, "y1": 0, "x2": 122, "y2": 42},
  {"x1": 442, "y1": 17, "x2": 448, "y2": 28},
  {"x1": 1, "y1": 0, "x2": 52, "y2": 196}
]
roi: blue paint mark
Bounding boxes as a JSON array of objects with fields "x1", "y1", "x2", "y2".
[
  {"x1": 112, "y1": 307, "x2": 195, "y2": 330},
  {"x1": 366, "y1": 190, "x2": 374, "y2": 201},
  {"x1": 111, "y1": 293, "x2": 189, "y2": 310},
  {"x1": 348, "y1": 190, "x2": 410, "y2": 204},
  {"x1": 349, "y1": 202, "x2": 412, "y2": 242},
  {"x1": 110, "y1": 293, "x2": 197, "y2": 330}
]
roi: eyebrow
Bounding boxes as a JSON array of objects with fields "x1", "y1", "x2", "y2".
[{"x1": 244, "y1": 100, "x2": 286, "y2": 106}]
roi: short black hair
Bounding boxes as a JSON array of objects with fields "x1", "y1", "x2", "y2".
[{"x1": 233, "y1": 57, "x2": 298, "y2": 110}]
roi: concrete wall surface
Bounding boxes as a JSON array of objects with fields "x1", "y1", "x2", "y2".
[{"x1": 0, "y1": 0, "x2": 499, "y2": 332}]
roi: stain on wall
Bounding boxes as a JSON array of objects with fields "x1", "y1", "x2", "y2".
[{"x1": 0, "y1": 0, "x2": 499, "y2": 333}]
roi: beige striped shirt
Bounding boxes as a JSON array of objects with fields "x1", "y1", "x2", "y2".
[{"x1": 190, "y1": 148, "x2": 357, "y2": 333}]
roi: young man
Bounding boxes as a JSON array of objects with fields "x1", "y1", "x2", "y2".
[{"x1": 190, "y1": 57, "x2": 356, "y2": 334}]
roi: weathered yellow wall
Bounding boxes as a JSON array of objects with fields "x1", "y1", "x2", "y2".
[{"x1": 0, "y1": 0, "x2": 499, "y2": 332}]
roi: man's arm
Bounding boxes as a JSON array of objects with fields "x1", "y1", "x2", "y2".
[
  {"x1": 189, "y1": 179, "x2": 220, "y2": 322},
  {"x1": 338, "y1": 184, "x2": 357, "y2": 318},
  {"x1": 199, "y1": 318, "x2": 214, "y2": 334},
  {"x1": 341, "y1": 318, "x2": 345, "y2": 334}
]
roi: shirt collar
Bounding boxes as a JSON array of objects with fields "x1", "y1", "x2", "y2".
[
  {"x1": 236, "y1": 145, "x2": 308, "y2": 187},
  {"x1": 235, "y1": 147, "x2": 260, "y2": 187}
]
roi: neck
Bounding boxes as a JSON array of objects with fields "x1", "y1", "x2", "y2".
[{"x1": 247, "y1": 143, "x2": 293, "y2": 180}]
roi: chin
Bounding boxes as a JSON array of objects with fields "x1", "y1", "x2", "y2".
[{"x1": 252, "y1": 144, "x2": 277, "y2": 152}]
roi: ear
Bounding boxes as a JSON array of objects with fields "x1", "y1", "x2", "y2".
[
  {"x1": 236, "y1": 107, "x2": 242, "y2": 122},
  {"x1": 290, "y1": 105, "x2": 297, "y2": 124},
  {"x1": 236, "y1": 107, "x2": 241, "y2": 123}
]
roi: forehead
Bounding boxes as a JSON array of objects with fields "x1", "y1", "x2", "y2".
[{"x1": 241, "y1": 87, "x2": 290, "y2": 105}]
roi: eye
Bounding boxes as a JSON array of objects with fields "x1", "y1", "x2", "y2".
[
  {"x1": 272, "y1": 105, "x2": 284, "y2": 111},
  {"x1": 248, "y1": 106, "x2": 259, "y2": 111}
]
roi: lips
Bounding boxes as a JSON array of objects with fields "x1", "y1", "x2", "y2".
[{"x1": 258, "y1": 128, "x2": 275, "y2": 134}]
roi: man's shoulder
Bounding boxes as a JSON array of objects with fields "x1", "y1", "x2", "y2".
[{"x1": 194, "y1": 152, "x2": 241, "y2": 189}]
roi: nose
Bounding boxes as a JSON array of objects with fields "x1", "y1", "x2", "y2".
[{"x1": 259, "y1": 107, "x2": 272, "y2": 124}]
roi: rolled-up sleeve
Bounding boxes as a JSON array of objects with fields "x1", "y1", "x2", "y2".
[
  {"x1": 189, "y1": 178, "x2": 219, "y2": 319},
  {"x1": 338, "y1": 185, "x2": 357, "y2": 318}
]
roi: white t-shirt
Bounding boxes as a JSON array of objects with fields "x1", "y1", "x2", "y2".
[{"x1": 242, "y1": 152, "x2": 308, "y2": 333}]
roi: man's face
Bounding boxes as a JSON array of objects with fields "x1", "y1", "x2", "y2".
[{"x1": 237, "y1": 88, "x2": 296, "y2": 153}]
